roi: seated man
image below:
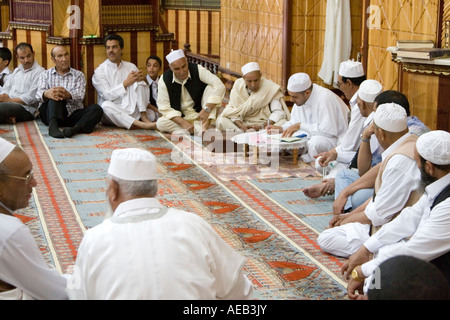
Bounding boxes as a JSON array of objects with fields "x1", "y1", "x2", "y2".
[
  {"x1": 145, "y1": 55, "x2": 162, "y2": 124},
  {"x1": 268, "y1": 73, "x2": 349, "y2": 163},
  {"x1": 0, "y1": 138, "x2": 68, "y2": 300},
  {"x1": 342, "y1": 130, "x2": 450, "y2": 299},
  {"x1": 92, "y1": 34, "x2": 154, "y2": 130},
  {"x1": 36, "y1": 46, "x2": 103, "y2": 139},
  {"x1": 216, "y1": 62, "x2": 290, "y2": 132},
  {"x1": 67, "y1": 148, "x2": 253, "y2": 300},
  {"x1": 318, "y1": 103, "x2": 422, "y2": 258},
  {"x1": 0, "y1": 43, "x2": 44, "y2": 125},
  {"x1": 0, "y1": 47, "x2": 12, "y2": 88},
  {"x1": 156, "y1": 49, "x2": 225, "y2": 134},
  {"x1": 304, "y1": 79, "x2": 382, "y2": 198}
]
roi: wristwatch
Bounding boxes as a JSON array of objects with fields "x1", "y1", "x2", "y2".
[
  {"x1": 351, "y1": 267, "x2": 365, "y2": 282},
  {"x1": 360, "y1": 133, "x2": 370, "y2": 143},
  {"x1": 203, "y1": 106, "x2": 211, "y2": 113}
]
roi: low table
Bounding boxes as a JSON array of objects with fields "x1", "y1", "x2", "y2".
[{"x1": 231, "y1": 131, "x2": 309, "y2": 165}]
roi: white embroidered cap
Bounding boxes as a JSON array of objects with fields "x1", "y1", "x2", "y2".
[
  {"x1": 358, "y1": 80, "x2": 383, "y2": 103},
  {"x1": 287, "y1": 73, "x2": 312, "y2": 93},
  {"x1": 373, "y1": 103, "x2": 407, "y2": 133},
  {"x1": 166, "y1": 49, "x2": 186, "y2": 64},
  {"x1": 416, "y1": 130, "x2": 450, "y2": 165},
  {"x1": 339, "y1": 60, "x2": 365, "y2": 78},
  {"x1": 108, "y1": 148, "x2": 158, "y2": 181},
  {"x1": 0, "y1": 138, "x2": 16, "y2": 164},
  {"x1": 241, "y1": 62, "x2": 260, "y2": 76}
]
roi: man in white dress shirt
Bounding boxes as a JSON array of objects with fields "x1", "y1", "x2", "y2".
[
  {"x1": 342, "y1": 130, "x2": 450, "y2": 299},
  {"x1": 145, "y1": 55, "x2": 162, "y2": 124},
  {"x1": 318, "y1": 103, "x2": 422, "y2": 258},
  {"x1": 67, "y1": 148, "x2": 253, "y2": 300},
  {"x1": 0, "y1": 43, "x2": 44, "y2": 125},
  {"x1": 92, "y1": 34, "x2": 155, "y2": 130},
  {"x1": 268, "y1": 73, "x2": 349, "y2": 163},
  {"x1": 0, "y1": 138, "x2": 68, "y2": 300},
  {"x1": 0, "y1": 47, "x2": 12, "y2": 88}
]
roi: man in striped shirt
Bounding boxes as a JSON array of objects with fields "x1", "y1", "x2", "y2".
[{"x1": 36, "y1": 46, "x2": 103, "y2": 139}]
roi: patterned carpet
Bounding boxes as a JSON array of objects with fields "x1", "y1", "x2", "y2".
[{"x1": 1, "y1": 120, "x2": 348, "y2": 300}]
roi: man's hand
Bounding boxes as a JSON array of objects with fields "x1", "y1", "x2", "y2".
[
  {"x1": 341, "y1": 246, "x2": 372, "y2": 281},
  {"x1": 281, "y1": 123, "x2": 300, "y2": 138},
  {"x1": 266, "y1": 125, "x2": 283, "y2": 135},
  {"x1": 123, "y1": 70, "x2": 144, "y2": 89},
  {"x1": 0, "y1": 93, "x2": 11, "y2": 103},
  {"x1": 316, "y1": 149, "x2": 338, "y2": 167},
  {"x1": 180, "y1": 119, "x2": 195, "y2": 135},
  {"x1": 44, "y1": 87, "x2": 71, "y2": 101}
]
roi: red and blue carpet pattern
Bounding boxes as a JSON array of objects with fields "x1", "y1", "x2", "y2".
[{"x1": 1, "y1": 121, "x2": 347, "y2": 300}]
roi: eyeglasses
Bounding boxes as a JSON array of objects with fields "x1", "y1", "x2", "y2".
[{"x1": 0, "y1": 170, "x2": 34, "y2": 184}]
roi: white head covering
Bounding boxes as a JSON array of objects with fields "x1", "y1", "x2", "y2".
[
  {"x1": 339, "y1": 60, "x2": 365, "y2": 78},
  {"x1": 287, "y1": 73, "x2": 312, "y2": 92},
  {"x1": 108, "y1": 148, "x2": 158, "y2": 181},
  {"x1": 373, "y1": 103, "x2": 407, "y2": 133},
  {"x1": 0, "y1": 138, "x2": 16, "y2": 163},
  {"x1": 241, "y1": 62, "x2": 260, "y2": 76},
  {"x1": 166, "y1": 49, "x2": 186, "y2": 64},
  {"x1": 358, "y1": 80, "x2": 383, "y2": 103},
  {"x1": 416, "y1": 130, "x2": 450, "y2": 165}
]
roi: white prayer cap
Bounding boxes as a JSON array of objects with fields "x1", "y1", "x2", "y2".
[
  {"x1": 373, "y1": 103, "x2": 407, "y2": 133},
  {"x1": 358, "y1": 80, "x2": 383, "y2": 103},
  {"x1": 339, "y1": 60, "x2": 365, "y2": 78},
  {"x1": 416, "y1": 130, "x2": 450, "y2": 165},
  {"x1": 108, "y1": 148, "x2": 158, "y2": 181},
  {"x1": 0, "y1": 138, "x2": 16, "y2": 163},
  {"x1": 287, "y1": 73, "x2": 312, "y2": 92},
  {"x1": 241, "y1": 62, "x2": 260, "y2": 76},
  {"x1": 166, "y1": 49, "x2": 186, "y2": 64}
]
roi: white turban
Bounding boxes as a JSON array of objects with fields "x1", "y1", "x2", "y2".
[
  {"x1": 358, "y1": 80, "x2": 383, "y2": 103},
  {"x1": 108, "y1": 148, "x2": 158, "y2": 181},
  {"x1": 416, "y1": 130, "x2": 450, "y2": 165},
  {"x1": 0, "y1": 138, "x2": 16, "y2": 163},
  {"x1": 287, "y1": 73, "x2": 312, "y2": 93},
  {"x1": 339, "y1": 60, "x2": 365, "y2": 78},
  {"x1": 374, "y1": 103, "x2": 407, "y2": 133},
  {"x1": 166, "y1": 49, "x2": 186, "y2": 64},
  {"x1": 241, "y1": 62, "x2": 260, "y2": 76}
]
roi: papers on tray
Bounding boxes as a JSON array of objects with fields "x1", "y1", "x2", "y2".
[{"x1": 267, "y1": 133, "x2": 308, "y2": 143}]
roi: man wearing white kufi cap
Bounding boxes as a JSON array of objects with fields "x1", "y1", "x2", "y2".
[
  {"x1": 156, "y1": 49, "x2": 225, "y2": 134},
  {"x1": 216, "y1": 62, "x2": 290, "y2": 132},
  {"x1": 67, "y1": 148, "x2": 253, "y2": 300},
  {"x1": 318, "y1": 103, "x2": 423, "y2": 258},
  {"x1": 0, "y1": 138, "x2": 68, "y2": 300},
  {"x1": 343, "y1": 130, "x2": 450, "y2": 299},
  {"x1": 268, "y1": 72, "x2": 349, "y2": 163},
  {"x1": 92, "y1": 34, "x2": 155, "y2": 130}
]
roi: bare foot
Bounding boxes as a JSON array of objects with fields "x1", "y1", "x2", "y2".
[
  {"x1": 303, "y1": 179, "x2": 335, "y2": 198},
  {"x1": 133, "y1": 120, "x2": 157, "y2": 130}
]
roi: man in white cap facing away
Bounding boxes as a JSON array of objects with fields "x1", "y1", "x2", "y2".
[
  {"x1": 0, "y1": 138, "x2": 68, "y2": 300},
  {"x1": 342, "y1": 130, "x2": 450, "y2": 299},
  {"x1": 216, "y1": 62, "x2": 290, "y2": 132},
  {"x1": 268, "y1": 72, "x2": 349, "y2": 163},
  {"x1": 156, "y1": 49, "x2": 225, "y2": 134},
  {"x1": 318, "y1": 103, "x2": 423, "y2": 258},
  {"x1": 92, "y1": 34, "x2": 155, "y2": 130},
  {"x1": 67, "y1": 148, "x2": 253, "y2": 300},
  {"x1": 304, "y1": 79, "x2": 382, "y2": 199}
]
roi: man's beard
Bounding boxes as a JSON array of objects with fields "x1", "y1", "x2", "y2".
[
  {"x1": 103, "y1": 199, "x2": 114, "y2": 220},
  {"x1": 418, "y1": 167, "x2": 437, "y2": 193}
]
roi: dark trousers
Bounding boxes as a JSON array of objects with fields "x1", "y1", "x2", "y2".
[
  {"x1": 0, "y1": 102, "x2": 35, "y2": 124},
  {"x1": 39, "y1": 100, "x2": 103, "y2": 133}
]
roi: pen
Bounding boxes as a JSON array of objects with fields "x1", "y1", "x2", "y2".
[{"x1": 295, "y1": 134, "x2": 307, "y2": 138}]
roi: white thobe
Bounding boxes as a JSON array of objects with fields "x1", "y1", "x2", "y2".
[
  {"x1": 92, "y1": 59, "x2": 150, "y2": 129},
  {"x1": 361, "y1": 173, "x2": 450, "y2": 294},
  {"x1": 0, "y1": 214, "x2": 68, "y2": 300},
  {"x1": 282, "y1": 84, "x2": 349, "y2": 163},
  {"x1": 67, "y1": 198, "x2": 253, "y2": 300}
]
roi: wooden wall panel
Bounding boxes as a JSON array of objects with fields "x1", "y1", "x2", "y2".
[{"x1": 53, "y1": 0, "x2": 71, "y2": 37}]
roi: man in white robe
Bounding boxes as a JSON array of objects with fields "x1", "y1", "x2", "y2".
[
  {"x1": 67, "y1": 148, "x2": 253, "y2": 300},
  {"x1": 92, "y1": 34, "x2": 155, "y2": 130},
  {"x1": 216, "y1": 62, "x2": 290, "y2": 132},
  {"x1": 0, "y1": 138, "x2": 68, "y2": 300},
  {"x1": 268, "y1": 73, "x2": 349, "y2": 163}
]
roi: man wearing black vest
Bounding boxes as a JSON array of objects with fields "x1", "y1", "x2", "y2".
[
  {"x1": 156, "y1": 49, "x2": 225, "y2": 134},
  {"x1": 341, "y1": 130, "x2": 450, "y2": 299}
]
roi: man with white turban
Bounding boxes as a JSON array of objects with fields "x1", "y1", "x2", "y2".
[
  {"x1": 0, "y1": 138, "x2": 68, "y2": 300},
  {"x1": 216, "y1": 62, "x2": 290, "y2": 132},
  {"x1": 268, "y1": 73, "x2": 349, "y2": 163},
  {"x1": 342, "y1": 130, "x2": 450, "y2": 299},
  {"x1": 67, "y1": 148, "x2": 253, "y2": 300},
  {"x1": 318, "y1": 103, "x2": 422, "y2": 258},
  {"x1": 156, "y1": 49, "x2": 225, "y2": 134}
]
